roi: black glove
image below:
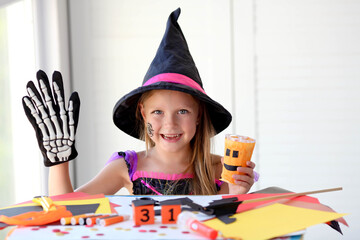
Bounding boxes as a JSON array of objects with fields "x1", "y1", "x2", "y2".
[{"x1": 22, "y1": 70, "x2": 80, "y2": 166}]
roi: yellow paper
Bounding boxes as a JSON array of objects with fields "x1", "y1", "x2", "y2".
[
  {"x1": 204, "y1": 203, "x2": 347, "y2": 240},
  {"x1": 55, "y1": 198, "x2": 112, "y2": 214},
  {"x1": 1, "y1": 198, "x2": 112, "y2": 214}
]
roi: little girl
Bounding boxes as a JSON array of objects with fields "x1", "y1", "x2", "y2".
[{"x1": 23, "y1": 8, "x2": 256, "y2": 196}]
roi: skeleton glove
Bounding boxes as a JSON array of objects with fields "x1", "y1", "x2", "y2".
[{"x1": 22, "y1": 70, "x2": 80, "y2": 167}]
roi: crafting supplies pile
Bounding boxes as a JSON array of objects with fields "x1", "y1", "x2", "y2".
[{"x1": 0, "y1": 187, "x2": 348, "y2": 240}]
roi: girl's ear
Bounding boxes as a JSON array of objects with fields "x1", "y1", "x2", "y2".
[{"x1": 139, "y1": 103, "x2": 146, "y2": 121}]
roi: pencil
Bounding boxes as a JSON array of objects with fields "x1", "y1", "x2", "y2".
[
  {"x1": 61, "y1": 216, "x2": 75, "y2": 225},
  {"x1": 61, "y1": 214, "x2": 93, "y2": 226},
  {"x1": 71, "y1": 214, "x2": 95, "y2": 225},
  {"x1": 95, "y1": 214, "x2": 118, "y2": 225},
  {"x1": 99, "y1": 215, "x2": 130, "y2": 226},
  {"x1": 78, "y1": 214, "x2": 101, "y2": 225},
  {"x1": 86, "y1": 214, "x2": 111, "y2": 226}
]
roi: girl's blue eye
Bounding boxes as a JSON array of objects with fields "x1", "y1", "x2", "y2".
[
  {"x1": 179, "y1": 109, "x2": 188, "y2": 114},
  {"x1": 153, "y1": 110, "x2": 162, "y2": 114}
]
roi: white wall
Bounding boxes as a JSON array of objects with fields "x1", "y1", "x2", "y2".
[
  {"x1": 250, "y1": 1, "x2": 360, "y2": 238},
  {"x1": 6, "y1": 0, "x2": 41, "y2": 204},
  {"x1": 68, "y1": 0, "x2": 359, "y2": 239}
]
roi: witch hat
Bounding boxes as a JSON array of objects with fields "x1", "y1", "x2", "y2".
[{"x1": 113, "y1": 8, "x2": 232, "y2": 139}]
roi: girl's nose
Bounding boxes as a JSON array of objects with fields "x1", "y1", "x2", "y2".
[{"x1": 163, "y1": 113, "x2": 177, "y2": 126}]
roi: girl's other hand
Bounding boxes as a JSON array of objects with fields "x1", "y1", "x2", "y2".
[{"x1": 222, "y1": 158, "x2": 256, "y2": 194}]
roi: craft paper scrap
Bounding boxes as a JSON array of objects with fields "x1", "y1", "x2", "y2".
[
  {"x1": 281, "y1": 200, "x2": 348, "y2": 227},
  {"x1": 203, "y1": 203, "x2": 347, "y2": 240},
  {"x1": 223, "y1": 193, "x2": 320, "y2": 213},
  {"x1": 55, "y1": 198, "x2": 112, "y2": 214},
  {"x1": 0, "y1": 204, "x2": 100, "y2": 218},
  {"x1": 223, "y1": 193, "x2": 348, "y2": 228},
  {"x1": 1, "y1": 197, "x2": 112, "y2": 214},
  {"x1": 15, "y1": 192, "x2": 119, "y2": 211}
]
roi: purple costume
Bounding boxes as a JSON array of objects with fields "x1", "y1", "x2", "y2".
[{"x1": 106, "y1": 151, "x2": 222, "y2": 195}]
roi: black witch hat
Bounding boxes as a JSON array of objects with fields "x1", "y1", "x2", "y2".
[{"x1": 113, "y1": 8, "x2": 232, "y2": 139}]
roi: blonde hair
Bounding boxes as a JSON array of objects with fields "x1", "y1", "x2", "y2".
[{"x1": 136, "y1": 90, "x2": 217, "y2": 195}]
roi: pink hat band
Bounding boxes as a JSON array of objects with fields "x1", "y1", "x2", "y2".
[{"x1": 143, "y1": 73, "x2": 206, "y2": 95}]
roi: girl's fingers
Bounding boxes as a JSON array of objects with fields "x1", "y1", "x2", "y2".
[
  {"x1": 234, "y1": 180, "x2": 252, "y2": 187},
  {"x1": 232, "y1": 166, "x2": 257, "y2": 186},
  {"x1": 234, "y1": 176, "x2": 252, "y2": 188},
  {"x1": 236, "y1": 166, "x2": 254, "y2": 176},
  {"x1": 246, "y1": 161, "x2": 256, "y2": 169},
  {"x1": 237, "y1": 163, "x2": 260, "y2": 182},
  {"x1": 232, "y1": 173, "x2": 251, "y2": 181},
  {"x1": 234, "y1": 177, "x2": 254, "y2": 187}
]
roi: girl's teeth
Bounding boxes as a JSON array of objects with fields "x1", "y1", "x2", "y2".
[{"x1": 163, "y1": 134, "x2": 180, "y2": 139}]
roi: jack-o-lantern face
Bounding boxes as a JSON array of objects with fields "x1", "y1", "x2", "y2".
[
  {"x1": 224, "y1": 148, "x2": 241, "y2": 171},
  {"x1": 220, "y1": 135, "x2": 255, "y2": 184}
]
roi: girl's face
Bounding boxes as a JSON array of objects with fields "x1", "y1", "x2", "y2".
[{"x1": 140, "y1": 90, "x2": 200, "y2": 153}]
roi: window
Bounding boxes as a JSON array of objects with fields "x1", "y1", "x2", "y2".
[
  {"x1": 0, "y1": 5, "x2": 13, "y2": 208},
  {"x1": 0, "y1": 3, "x2": 41, "y2": 238}
]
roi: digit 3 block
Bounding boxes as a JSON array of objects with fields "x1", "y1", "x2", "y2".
[
  {"x1": 160, "y1": 199, "x2": 182, "y2": 224},
  {"x1": 132, "y1": 199, "x2": 156, "y2": 225}
]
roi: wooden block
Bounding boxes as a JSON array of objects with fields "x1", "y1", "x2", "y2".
[
  {"x1": 161, "y1": 204, "x2": 181, "y2": 224},
  {"x1": 132, "y1": 200, "x2": 156, "y2": 225}
]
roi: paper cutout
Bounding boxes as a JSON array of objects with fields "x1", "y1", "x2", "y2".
[
  {"x1": 1, "y1": 198, "x2": 111, "y2": 214},
  {"x1": 0, "y1": 203, "x2": 102, "y2": 229},
  {"x1": 223, "y1": 192, "x2": 348, "y2": 230},
  {"x1": 244, "y1": 187, "x2": 348, "y2": 233},
  {"x1": 16, "y1": 192, "x2": 119, "y2": 211},
  {"x1": 259, "y1": 199, "x2": 348, "y2": 227},
  {"x1": 204, "y1": 197, "x2": 241, "y2": 224},
  {"x1": 0, "y1": 193, "x2": 115, "y2": 229},
  {"x1": 17, "y1": 192, "x2": 118, "y2": 205},
  {"x1": 0, "y1": 204, "x2": 100, "y2": 218},
  {"x1": 203, "y1": 203, "x2": 347, "y2": 240}
]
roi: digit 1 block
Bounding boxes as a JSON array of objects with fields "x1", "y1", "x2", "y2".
[
  {"x1": 160, "y1": 199, "x2": 182, "y2": 224},
  {"x1": 132, "y1": 199, "x2": 156, "y2": 225}
]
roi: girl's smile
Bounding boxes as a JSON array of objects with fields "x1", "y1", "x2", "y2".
[{"x1": 161, "y1": 134, "x2": 182, "y2": 141}]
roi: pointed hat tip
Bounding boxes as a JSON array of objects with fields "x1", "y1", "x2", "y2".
[{"x1": 170, "y1": 8, "x2": 181, "y2": 21}]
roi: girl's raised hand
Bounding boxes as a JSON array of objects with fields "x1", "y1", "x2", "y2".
[{"x1": 22, "y1": 70, "x2": 80, "y2": 167}]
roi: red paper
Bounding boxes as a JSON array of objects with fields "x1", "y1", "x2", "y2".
[{"x1": 223, "y1": 193, "x2": 348, "y2": 226}]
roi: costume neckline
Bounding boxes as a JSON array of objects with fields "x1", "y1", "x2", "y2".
[{"x1": 132, "y1": 170, "x2": 194, "y2": 181}]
